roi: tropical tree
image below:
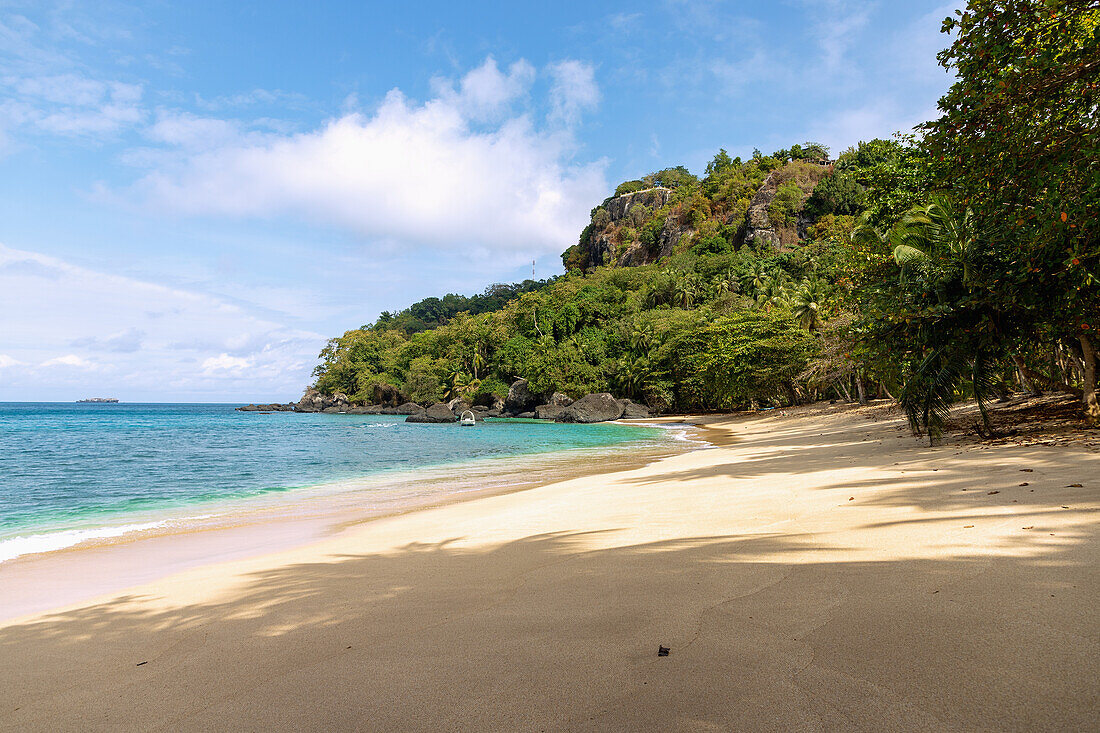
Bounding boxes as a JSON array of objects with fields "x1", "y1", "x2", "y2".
[
  {"x1": 921, "y1": 0, "x2": 1100, "y2": 421},
  {"x1": 790, "y1": 278, "x2": 829, "y2": 331}
]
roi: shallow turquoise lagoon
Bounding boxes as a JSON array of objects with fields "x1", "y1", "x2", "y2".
[{"x1": 0, "y1": 403, "x2": 672, "y2": 560}]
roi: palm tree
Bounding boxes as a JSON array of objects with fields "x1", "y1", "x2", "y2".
[
  {"x1": 629, "y1": 321, "x2": 654, "y2": 356},
  {"x1": 443, "y1": 370, "x2": 471, "y2": 401},
  {"x1": 790, "y1": 278, "x2": 828, "y2": 331},
  {"x1": 741, "y1": 260, "x2": 770, "y2": 298},
  {"x1": 753, "y1": 274, "x2": 790, "y2": 311},
  {"x1": 468, "y1": 346, "x2": 485, "y2": 379},
  {"x1": 890, "y1": 194, "x2": 983, "y2": 286},
  {"x1": 673, "y1": 272, "x2": 702, "y2": 309},
  {"x1": 617, "y1": 355, "x2": 651, "y2": 399},
  {"x1": 709, "y1": 269, "x2": 737, "y2": 298},
  {"x1": 864, "y1": 195, "x2": 1000, "y2": 441}
]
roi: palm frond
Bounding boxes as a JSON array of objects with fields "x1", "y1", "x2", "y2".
[{"x1": 900, "y1": 348, "x2": 965, "y2": 444}]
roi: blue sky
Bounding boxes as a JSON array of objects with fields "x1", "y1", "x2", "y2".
[{"x1": 0, "y1": 0, "x2": 959, "y2": 402}]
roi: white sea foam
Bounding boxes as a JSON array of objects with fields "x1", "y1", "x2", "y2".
[{"x1": 0, "y1": 520, "x2": 174, "y2": 563}]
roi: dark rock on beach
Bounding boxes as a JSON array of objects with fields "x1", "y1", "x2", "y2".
[
  {"x1": 534, "y1": 404, "x2": 566, "y2": 420},
  {"x1": 406, "y1": 402, "x2": 458, "y2": 423},
  {"x1": 372, "y1": 383, "x2": 406, "y2": 407},
  {"x1": 546, "y1": 392, "x2": 573, "y2": 407},
  {"x1": 618, "y1": 399, "x2": 651, "y2": 419},
  {"x1": 555, "y1": 393, "x2": 625, "y2": 423},
  {"x1": 504, "y1": 379, "x2": 543, "y2": 414}
]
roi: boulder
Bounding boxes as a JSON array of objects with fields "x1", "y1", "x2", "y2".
[
  {"x1": 555, "y1": 393, "x2": 625, "y2": 423},
  {"x1": 345, "y1": 405, "x2": 384, "y2": 414},
  {"x1": 296, "y1": 388, "x2": 327, "y2": 412},
  {"x1": 515, "y1": 411, "x2": 536, "y2": 419},
  {"x1": 447, "y1": 398, "x2": 473, "y2": 414},
  {"x1": 472, "y1": 392, "x2": 504, "y2": 410},
  {"x1": 504, "y1": 379, "x2": 543, "y2": 414},
  {"x1": 485, "y1": 408, "x2": 502, "y2": 418},
  {"x1": 618, "y1": 399, "x2": 651, "y2": 419},
  {"x1": 372, "y1": 383, "x2": 405, "y2": 407},
  {"x1": 535, "y1": 404, "x2": 566, "y2": 420},
  {"x1": 406, "y1": 403, "x2": 457, "y2": 423},
  {"x1": 546, "y1": 392, "x2": 573, "y2": 407}
]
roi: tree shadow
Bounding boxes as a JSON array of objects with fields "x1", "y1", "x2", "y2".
[
  {"x1": 626, "y1": 412, "x2": 1097, "y2": 514},
  {"x1": 1, "y1": 520, "x2": 1096, "y2": 731}
]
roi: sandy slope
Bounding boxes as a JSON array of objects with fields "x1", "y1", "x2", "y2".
[{"x1": 1, "y1": 407, "x2": 1097, "y2": 731}]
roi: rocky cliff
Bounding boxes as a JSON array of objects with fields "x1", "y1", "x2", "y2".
[
  {"x1": 565, "y1": 159, "x2": 830, "y2": 272},
  {"x1": 567, "y1": 186, "x2": 687, "y2": 269}
]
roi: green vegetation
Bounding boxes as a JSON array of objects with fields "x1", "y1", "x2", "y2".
[{"x1": 310, "y1": 0, "x2": 1099, "y2": 436}]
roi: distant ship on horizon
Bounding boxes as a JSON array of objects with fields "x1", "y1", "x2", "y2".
[{"x1": 76, "y1": 398, "x2": 120, "y2": 403}]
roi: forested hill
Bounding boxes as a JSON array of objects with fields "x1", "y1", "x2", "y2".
[
  {"x1": 310, "y1": 0, "x2": 1099, "y2": 437},
  {"x1": 310, "y1": 139, "x2": 905, "y2": 414}
]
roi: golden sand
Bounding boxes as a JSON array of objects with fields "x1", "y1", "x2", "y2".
[{"x1": 1, "y1": 407, "x2": 1097, "y2": 730}]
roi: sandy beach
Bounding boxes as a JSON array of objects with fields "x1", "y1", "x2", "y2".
[{"x1": 1, "y1": 406, "x2": 1097, "y2": 731}]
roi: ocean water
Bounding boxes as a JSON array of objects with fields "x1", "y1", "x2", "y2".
[{"x1": 0, "y1": 403, "x2": 676, "y2": 562}]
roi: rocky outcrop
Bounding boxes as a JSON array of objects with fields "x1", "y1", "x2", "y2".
[
  {"x1": 346, "y1": 405, "x2": 384, "y2": 414},
  {"x1": 405, "y1": 403, "x2": 457, "y2": 423},
  {"x1": 472, "y1": 392, "x2": 505, "y2": 411},
  {"x1": 605, "y1": 187, "x2": 673, "y2": 221},
  {"x1": 555, "y1": 393, "x2": 625, "y2": 423},
  {"x1": 578, "y1": 187, "x2": 688, "y2": 269},
  {"x1": 383, "y1": 402, "x2": 424, "y2": 415},
  {"x1": 372, "y1": 383, "x2": 405, "y2": 407},
  {"x1": 296, "y1": 388, "x2": 351, "y2": 413},
  {"x1": 534, "y1": 392, "x2": 575, "y2": 420},
  {"x1": 236, "y1": 403, "x2": 296, "y2": 411},
  {"x1": 618, "y1": 399, "x2": 651, "y2": 419},
  {"x1": 504, "y1": 379, "x2": 544, "y2": 414},
  {"x1": 743, "y1": 171, "x2": 781, "y2": 250},
  {"x1": 534, "y1": 404, "x2": 566, "y2": 420}
]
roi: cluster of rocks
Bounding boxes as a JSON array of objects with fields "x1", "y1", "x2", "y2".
[
  {"x1": 497, "y1": 379, "x2": 650, "y2": 423},
  {"x1": 238, "y1": 380, "x2": 651, "y2": 424}
]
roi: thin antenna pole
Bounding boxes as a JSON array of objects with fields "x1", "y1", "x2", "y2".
[{"x1": 532, "y1": 260, "x2": 535, "y2": 279}]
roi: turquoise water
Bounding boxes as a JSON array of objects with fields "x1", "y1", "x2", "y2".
[{"x1": 0, "y1": 403, "x2": 671, "y2": 561}]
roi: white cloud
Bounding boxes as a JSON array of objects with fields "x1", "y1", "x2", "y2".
[
  {"x1": 41, "y1": 354, "x2": 96, "y2": 369},
  {"x1": 145, "y1": 109, "x2": 248, "y2": 150},
  {"x1": 0, "y1": 243, "x2": 323, "y2": 400},
  {"x1": 71, "y1": 327, "x2": 144, "y2": 353},
  {"x1": 201, "y1": 353, "x2": 252, "y2": 376},
  {"x1": 431, "y1": 57, "x2": 535, "y2": 121},
  {"x1": 3, "y1": 73, "x2": 145, "y2": 137},
  {"x1": 547, "y1": 60, "x2": 599, "y2": 125},
  {"x1": 120, "y1": 57, "x2": 607, "y2": 258}
]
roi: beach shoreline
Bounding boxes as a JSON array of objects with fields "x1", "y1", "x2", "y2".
[
  {"x1": 2, "y1": 404, "x2": 1097, "y2": 730},
  {"x1": 0, "y1": 418, "x2": 704, "y2": 621}
]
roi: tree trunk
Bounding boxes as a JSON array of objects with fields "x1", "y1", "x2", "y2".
[
  {"x1": 1012, "y1": 354, "x2": 1037, "y2": 395},
  {"x1": 855, "y1": 371, "x2": 868, "y2": 405},
  {"x1": 1014, "y1": 355, "x2": 1083, "y2": 398},
  {"x1": 835, "y1": 380, "x2": 852, "y2": 402},
  {"x1": 880, "y1": 381, "x2": 896, "y2": 401},
  {"x1": 1081, "y1": 334, "x2": 1099, "y2": 424}
]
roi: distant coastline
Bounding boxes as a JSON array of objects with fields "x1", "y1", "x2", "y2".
[{"x1": 75, "y1": 397, "x2": 119, "y2": 403}]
